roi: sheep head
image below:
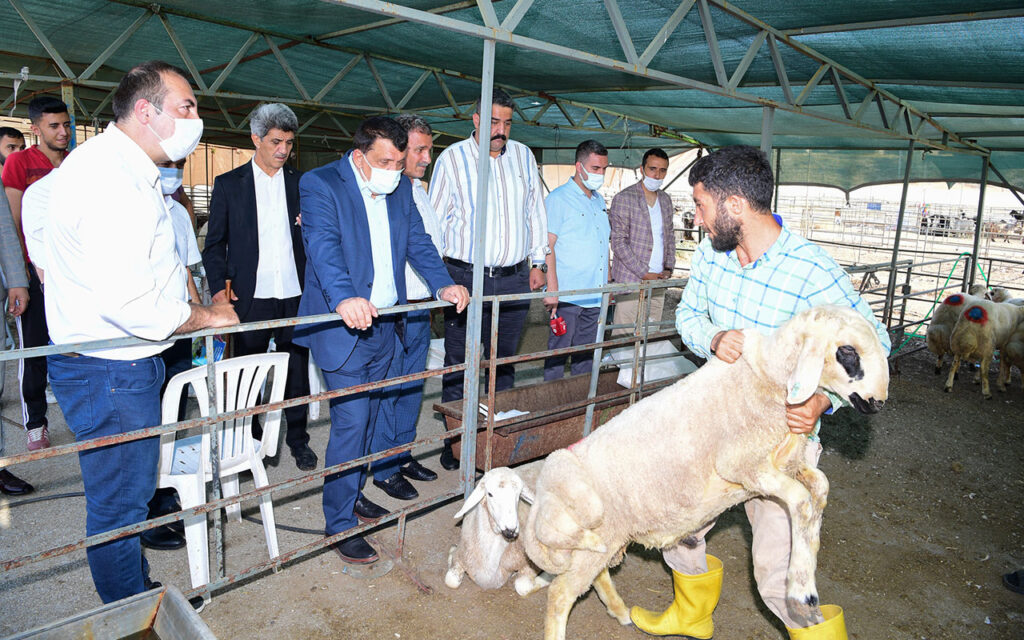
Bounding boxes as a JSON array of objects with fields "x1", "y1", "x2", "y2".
[{"x1": 453, "y1": 467, "x2": 532, "y2": 542}]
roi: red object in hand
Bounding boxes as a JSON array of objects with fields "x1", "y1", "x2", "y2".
[{"x1": 550, "y1": 315, "x2": 567, "y2": 336}]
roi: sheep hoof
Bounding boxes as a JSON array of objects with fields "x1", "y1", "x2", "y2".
[
  {"x1": 943, "y1": 386, "x2": 952, "y2": 393},
  {"x1": 444, "y1": 568, "x2": 463, "y2": 589}
]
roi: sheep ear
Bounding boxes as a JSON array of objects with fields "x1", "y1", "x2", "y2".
[
  {"x1": 787, "y1": 334, "x2": 826, "y2": 404},
  {"x1": 454, "y1": 483, "x2": 487, "y2": 520},
  {"x1": 519, "y1": 484, "x2": 536, "y2": 505}
]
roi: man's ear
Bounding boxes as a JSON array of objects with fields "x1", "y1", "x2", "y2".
[{"x1": 725, "y1": 194, "x2": 746, "y2": 217}]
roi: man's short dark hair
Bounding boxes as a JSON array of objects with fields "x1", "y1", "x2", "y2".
[
  {"x1": 0, "y1": 126, "x2": 24, "y2": 140},
  {"x1": 27, "y1": 97, "x2": 68, "y2": 124},
  {"x1": 112, "y1": 60, "x2": 191, "y2": 122},
  {"x1": 575, "y1": 140, "x2": 608, "y2": 164},
  {"x1": 352, "y1": 116, "x2": 408, "y2": 153},
  {"x1": 688, "y1": 145, "x2": 774, "y2": 214},
  {"x1": 395, "y1": 114, "x2": 432, "y2": 137},
  {"x1": 473, "y1": 87, "x2": 515, "y2": 114},
  {"x1": 642, "y1": 148, "x2": 669, "y2": 168}
]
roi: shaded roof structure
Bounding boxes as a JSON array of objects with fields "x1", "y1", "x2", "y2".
[{"x1": 0, "y1": 0, "x2": 1022, "y2": 193}]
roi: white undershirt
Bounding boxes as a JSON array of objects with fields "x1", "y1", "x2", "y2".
[
  {"x1": 348, "y1": 154, "x2": 397, "y2": 309},
  {"x1": 648, "y1": 199, "x2": 664, "y2": 273},
  {"x1": 252, "y1": 158, "x2": 301, "y2": 299}
]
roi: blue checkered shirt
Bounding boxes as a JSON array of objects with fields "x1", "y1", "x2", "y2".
[{"x1": 675, "y1": 224, "x2": 891, "y2": 428}]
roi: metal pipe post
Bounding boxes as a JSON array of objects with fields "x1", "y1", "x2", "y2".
[
  {"x1": 883, "y1": 140, "x2": 914, "y2": 325},
  {"x1": 760, "y1": 106, "x2": 774, "y2": 157},
  {"x1": 773, "y1": 147, "x2": 781, "y2": 211},
  {"x1": 460, "y1": 38, "x2": 495, "y2": 498},
  {"x1": 582, "y1": 290, "x2": 612, "y2": 436},
  {"x1": 969, "y1": 158, "x2": 989, "y2": 288}
]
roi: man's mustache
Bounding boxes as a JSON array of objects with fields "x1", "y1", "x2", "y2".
[{"x1": 491, "y1": 134, "x2": 508, "y2": 142}]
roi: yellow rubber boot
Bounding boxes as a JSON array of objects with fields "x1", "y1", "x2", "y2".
[
  {"x1": 630, "y1": 555, "x2": 723, "y2": 639},
  {"x1": 786, "y1": 605, "x2": 848, "y2": 640}
]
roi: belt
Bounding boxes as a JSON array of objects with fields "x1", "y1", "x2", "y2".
[{"x1": 443, "y1": 257, "x2": 530, "y2": 278}]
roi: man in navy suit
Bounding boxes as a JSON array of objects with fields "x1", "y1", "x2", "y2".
[
  {"x1": 296, "y1": 117, "x2": 469, "y2": 564},
  {"x1": 203, "y1": 103, "x2": 317, "y2": 471}
]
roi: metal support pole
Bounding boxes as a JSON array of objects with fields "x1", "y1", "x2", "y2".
[
  {"x1": 773, "y1": 147, "x2": 781, "y2": 211},
  {"x1": 969, "y1": 158, "x2": 990, "y2": 289},
  {"x1": 582, "y1": 289, "x2": 612, "y2": 436},
  {"x1": 60, "y1": 81, "x2": 78, "y2": 151},
  {"x1": 760, "y1": 106, "x2": 774, "y2": 157},
  {"x1": 203, "y1": 334, "x2": 225, "y2": 585},
  {"x1": 883, "y1": 140, "x2": 914, "y2": 326},
  {"x1": 459, "y1": 38, "x2": 495, "y2": 498}
]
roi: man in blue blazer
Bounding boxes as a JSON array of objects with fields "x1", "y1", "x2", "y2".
[{"x1": 296, "y1": 117, "x2": 468, "y2": 564}]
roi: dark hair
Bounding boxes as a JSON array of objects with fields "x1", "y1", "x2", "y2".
[
  {"x1": 473, "y1": 87, "x2": 515, "y2": 114},
  {"x1": 112, "y1": 60, "x2": 191, "y2": 122},
  {"x1": 641, "y1": 148, "x2": 669, "y2": 168},
  {"x1": 395, "y1": 114, "x2": 432, "y2": 137},
  {"x1": 575, "y1": 139, "x2": 608, "y2": 164},
  {"x1": 352, "y1": 116, "x2": 408, "y2": 153},
  {"x1": 27, "y1": 97, "x2": 68, "y2": 124},
  {"x1": 0, "y1": 126, "x2": 24, "y2": 140},
  {"x1": 688, "y1": 145, "x2": 774, "y2": 214}
]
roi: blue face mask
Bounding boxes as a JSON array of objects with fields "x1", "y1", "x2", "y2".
[{"x1": 158, "y1": 167, "x2": 183, "y2": 195}]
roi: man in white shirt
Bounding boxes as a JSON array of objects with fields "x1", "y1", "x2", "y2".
[
  {"x1": 366, "y1": 115, "x2": 443, "y2": 501},
  {"x1": 44, "y1": 60, "x2": 237, "y2": 604},
  {"x1": 609, "y1": 147, "x2": 676, "y2": 336},
  {"x1": 428, "y1": 87, "x2": 548, "y2": 469},
  {"x1": 203, "y1": 103, "x2": 316, "y2": 471}
]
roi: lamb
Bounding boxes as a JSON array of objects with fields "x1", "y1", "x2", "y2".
[
  {"x1": 944, "y1": 299, "x2": 1024, "y2": 398},
  {"x1": 926, "y1": 285, "x2": 988, "y2": 374},
  {"x1": 521, "y1": 306, "x2": 890, "y2": 640},
  {"x1": 445, "y1": 462, "x2": 551, "y2": 596},
  {"x1": 997, "y1": 319, "x2": 1024, "y2": 392}
]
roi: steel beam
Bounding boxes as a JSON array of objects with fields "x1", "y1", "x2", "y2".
[
  {"x1": 968, "y1": 158, "x2": 989, "y2": 289},
  {"x1": 766, "y1": 33, "x2": 794, "y2": 105},
  {"x1": 830, "y1": 67, "x2": 851, "y2": 120},
  {"x1": 318, "y1": 0, "x2": 486, "y2": 40},
  {"x1": 313, "y1": 54, "x2": 362, "y2": 103},
  {"x1": 476, "y1": 0, "x2": 499, "y2": 27},
  {"x1": 728, "y1": 30, "x2": 768, "y2": 91},
  {"x1": 883, "y1": 141, "x2": 914, "y2": 325},
  {"x1": 158, "y1": 12, "x2": 209, "y2": 91},
  {"x1": 760, "y1": 105, "x2": 774, "y2": 155},
  {"x1": 79, "y1": 9, "x2": 153, "y2": 81},
  {"x1": 794, "y1": 63, "x2": 829, "y2": 107},
  {"x1": 782, "y1": 8, "x2": 1024, "y2": 36},
  {"x1": 501, "y1": 0, "x2": 536, "y2": 32},
  {"x1": 365, "y1": 55, "x2": 396, "y2": 111},
  {"x1": 604, "y1": 0, "x2": 639, "y2": 65},
  {"x1": 208, "y1": 32, "x2": 261, "y2": 93},
  {"x1": 265, "y1": 34, "x2": 311, "y2": 101},
  {"x1": 8, "y1": 0, "x2": 75, "y2": 78},
  {"x1": 697, "y1": 0, "x2": 728, "y2": 87},
  {"x1": 397, "y1": 69, "x2": 432, "y2": 110},
  {"x1": 639, "y1": 0, "x2": 697, "y2": 67}
]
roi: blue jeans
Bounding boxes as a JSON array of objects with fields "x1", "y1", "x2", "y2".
[
  {"x1": 320, "y1": 321, "x2": 395, "y2": 536},
  {"x1": 370, "y1": 309, "x2": 431, "y2": 481},
  {"x1": 47, "y1": 353, "x2": 163, "y2": 603}
]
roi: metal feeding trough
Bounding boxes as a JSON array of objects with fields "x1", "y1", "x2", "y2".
[
  {"x1": 435, "y1": 369, "x2": 680, "y2": 469},
  {"x1": 7, "y1": 587, "x2": 216, "y2": 640}
]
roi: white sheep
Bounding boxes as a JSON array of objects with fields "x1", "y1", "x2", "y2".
[
  {"x1": 926, "y1": 285, "x2": 988, "y2": 374},
  {"x1": 997, "y1": 319, "x2": 1024, "y2": 392},
  {"x1": 944, "y1": 299, "x2": 1024, "y2": 398},
  {"x1": 521, "y1": 306, "x2": 890, "y2": 640},
  {"x1": 445, "y1": 463, "x2": 551, "y2": 596}
]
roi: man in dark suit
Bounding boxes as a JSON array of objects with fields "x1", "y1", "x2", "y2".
[
  {"x1": 203, "y1": 103, "x2": 317, "y2": 470},
  {"x1": 296, "y1": 117, "x2": 468, "y2": 564}
]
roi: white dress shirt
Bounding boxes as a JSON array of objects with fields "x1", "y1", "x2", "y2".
[
  {"x1": 406, "y1": 178, "x2": 443, "y2": 300},
  {"x1": 252, "y1": 158, "x2": 301, "y2": 299},
  {"x1": 21, "y1": 169, "x2": 56, "y2": 270},
  {"x1": 44, "y1": 122, "x2": 190, "y2": 360},
  {"x1": 164, "y1": 196, "x2": 202, "y2": 268},
  {"x1": 429, "y1": 136, "x2": 548, "y2": 267},
  {"x1": 348, "y1": 154, "x2": 397, "y2": 309},
  {"x1": 647, "y1": 200, "x2": 665, "y2": 273}
]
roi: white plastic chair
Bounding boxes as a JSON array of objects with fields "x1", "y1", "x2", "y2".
[{"x1": 156, "y1": 352, "x2": 289, "y2": 590}]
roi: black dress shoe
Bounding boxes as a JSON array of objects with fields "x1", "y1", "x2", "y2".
[
  {"x1": 0, "y1": 469, "x2": 34, "y2": 495},
  {"x1": 291, "y1": 444, "x2": 318, "y2": 471},
  {"x1": 439, "y1": 446, "x2": 459, "y2": 471},
  {"x1": 144, "y1": 578, "x2": 163, "y2": 591},
  {"x1": 353, "y1": 493, "x2": 389, "y2": 522},
  {"x1": 400, "y1": 459, "x2": 438, "y2": 482},
  {"x1": 141, "y1": 525, "x2": 187, "y2": 550},
  {"x1": 373, "y1": 472, "x2": 419, "y2": 501},
  {"x1": 331, "y1": 535, "x2": 378, "y2": 564}
]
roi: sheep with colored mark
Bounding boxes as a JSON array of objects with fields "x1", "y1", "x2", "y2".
[
  {"x1": 926, "y1": 285, "x2": 988, "y2": 375},
  {"x1": 944, "y1": 299, "x2": 1024, "y2": 398}
]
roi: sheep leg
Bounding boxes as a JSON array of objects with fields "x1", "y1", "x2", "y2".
[
  {"x1": 543, "y1": 559, "x2": 609, "y2": 640},
  {"x1": 444, "y1": 544, "x2": 465, "y2": 589},
  {"x1": 944, "y1": 355, "x2": 961, "y2": 392},
  {"x1": 513, "y1": 566, "x2": 551, "y2": 596},
  {"x1": 981, "y1": 353, "x2": 992, "y2": 398},
  {"x1": 592, "y1": 567, "x2": 631, "y2": 625},
  {"x1": 997, "y1": 358, "x2": 1009, "y2": 393}
]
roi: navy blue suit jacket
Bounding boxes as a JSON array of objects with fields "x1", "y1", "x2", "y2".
[{"x1": 295, "y1": 152, "x2": 453, "y2": 372}]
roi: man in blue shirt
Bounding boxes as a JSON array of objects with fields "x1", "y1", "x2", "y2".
[
  {"x1": 542, "y1": 140, "x2": 610, "y2": 380},
  {"x1": 631, "y1": 146, "x2": 890, "y2": 640}
]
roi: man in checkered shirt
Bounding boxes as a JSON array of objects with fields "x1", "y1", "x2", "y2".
[{"x1": 631, "y1": 145, "x2": 890, "y2": 639}]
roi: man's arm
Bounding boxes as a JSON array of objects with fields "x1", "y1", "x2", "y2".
[
  {"x1": 660, "y1": 192, "x2": 676, "y2": 273},
  {"x1": 202, "y1": 175, "x2": 231, "y2": 302},
  {"x1": 174, "y1": 301, "x2": 238, "y2": 334},
  {"x1": 299, "y1": 171, "x2": 360, "y2": 313},
  {"x1": 0, "y1": 185, "x2": 28, "y2": 316},
  {"x1": 608, "y1": 190, "x2": 650, "y2": 280},
  {"x1": 543, "y1": 232, "x2": 558, "y2": 312},
  {"x1": 525, "y1": 153, "x2": 549, "y2": 265},
  {"x1": 673, "y1": 245, "x2": 721, "y2": 359}
]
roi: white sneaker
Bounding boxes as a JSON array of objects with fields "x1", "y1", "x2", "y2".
[
  {"x1": 27, "y1": 426, "x2": 50, "y2": 451},
  {"x1": 45, "y1": 386, "x2": 57, "y2": 404}
]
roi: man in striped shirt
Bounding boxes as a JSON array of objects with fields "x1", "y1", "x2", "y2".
[
  {"x1": 631, "y1": 146, "x2": 890, "y2": 640},
  {"x1": 429, "y1": 88, "x2": 548, "y2": 470}
]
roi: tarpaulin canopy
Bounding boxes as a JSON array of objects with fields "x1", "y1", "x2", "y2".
[{"x1": 0, "y1": 0, "x2": 1021, "y2": 191}]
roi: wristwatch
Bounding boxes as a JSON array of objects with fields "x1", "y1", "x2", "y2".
[{"x1": 531, "y1": 263, "x2": 548, "y2": 273}]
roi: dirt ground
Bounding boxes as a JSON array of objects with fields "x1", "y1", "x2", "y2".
[{"x1": 1, "y1": 300, "x2": 1023, "y2": 639}]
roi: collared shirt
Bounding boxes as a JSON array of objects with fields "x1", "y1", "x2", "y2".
[
  {"x1": 647, "y1": 200, "x2": 665, "y2": 273},
  {"x1": 406, "y1": 178, "x2": 443, "y2": 301},
  {"x1": 251, "y1": 158, "x2": 301, "y2": 299},
  {"x1": 429, "y1": 136, "x2": 548, "y2": 267},
  {"x1": 44, "y1": 122, "x2": 190, "y2": 360},
  {"x1": 348, "y1": 154, "x2": 397, "y2": 309},
  {"x1": 546, "y1": 179, "x2": 610, "y2": 308},
  {"x1": 21, "y1": 169, "x2": 56, "y2": 269},
  {"x1": 164, "y1": 196, "x2": 201, "y2": 268}
]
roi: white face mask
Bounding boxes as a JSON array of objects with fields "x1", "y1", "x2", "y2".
[
  {"x1": 643, "y1": 175, "x2": 664, "y2": 192},
  {"x1": 579, "y1": 165, "x2": 604, "y2": 191},
  {"x1": 357, "y1": 150, "x2": 402, "y2": 195},
  {"x1": 158, "y1": 167, "x2": 183, "y2": 195},
  {"x1": 148, "y1": 105, "x2": 203, "y2": 162}
]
